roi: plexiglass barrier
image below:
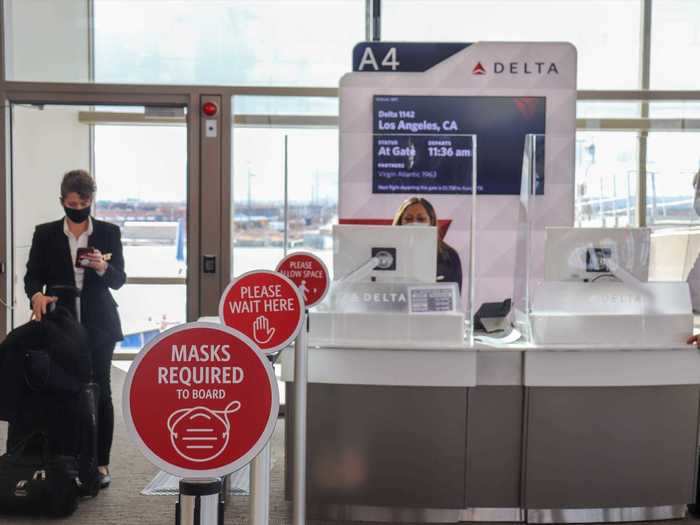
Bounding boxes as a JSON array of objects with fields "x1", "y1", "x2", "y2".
[
  {"x1": 512, "y1": 133, "x2": 545, "y2": 341},
  {"x1": 470, "y1": 133, "x2": 544, "y2": 345},
  {"x1": 521, "y1": 138, "x2": 695, "y2": 347}
]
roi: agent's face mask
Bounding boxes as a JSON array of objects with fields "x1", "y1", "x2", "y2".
[
  {"x1": 64, "y1": 206, "x2": 91, "y2": 224},
  {"x1": 167, "y1": 400, "x2": 241, "y2": 463}
]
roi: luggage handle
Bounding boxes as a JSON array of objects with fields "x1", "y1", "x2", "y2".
[
  {"x1": 32, "y1": 469, "x2": 46, "y2": 481},
  {"x1": 14, "y1": 480, "x2": 28, "y2": 497}
]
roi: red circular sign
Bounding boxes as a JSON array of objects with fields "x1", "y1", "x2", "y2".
[
  {"x1": 276, "y1": 252, "x2": 330, "y2": 308},
  {"x1": 219, "y1": 270, "x2": 304, "y2": 354},
  {"x1": 122, "y1": 322, "x2": 278, "y2": 478}
]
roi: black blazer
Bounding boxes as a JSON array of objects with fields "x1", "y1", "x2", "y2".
[{"x1": 24, "y1": 218, "x2": 126, "y2": 343}]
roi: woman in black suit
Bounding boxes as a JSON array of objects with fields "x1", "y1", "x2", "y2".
[
  {"x1": 24, "y1": 169, "x2": 126, "y2": 489},
  {"x1": 392, "y1": 196, "x2": 462, "y2": 292}
]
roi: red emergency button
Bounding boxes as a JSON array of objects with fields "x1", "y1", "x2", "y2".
[{"x1": 202, "y1": 102, "x2": 218, "y2": 117}]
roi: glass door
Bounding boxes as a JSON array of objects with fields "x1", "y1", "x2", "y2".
[{"x1": 7, "y1": 102, "x2": 190, "y2": 355}]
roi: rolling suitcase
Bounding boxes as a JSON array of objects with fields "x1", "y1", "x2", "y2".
[{"x1": 76, "y1": 382, "x2": 100, "y2": 496}]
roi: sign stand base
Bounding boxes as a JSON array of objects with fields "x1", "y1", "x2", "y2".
[{"x1": 176, "y1": 478, "x2": 223, "y2": 525}]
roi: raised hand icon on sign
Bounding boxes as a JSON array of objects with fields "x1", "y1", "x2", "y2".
[{"x1": 253, "y1": 315, "x2": 276, "y2": 345}]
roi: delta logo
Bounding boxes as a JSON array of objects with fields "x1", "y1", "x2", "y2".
[{"x1": 472, "y1": 61, "x2": 559, "y2": 75}]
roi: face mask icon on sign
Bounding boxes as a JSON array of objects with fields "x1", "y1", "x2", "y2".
[{"x1": 167, "y1": 400, "x2": 242, "y2": 462}]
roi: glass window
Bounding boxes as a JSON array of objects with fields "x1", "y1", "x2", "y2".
[
  {"x1": 650, "y1": 0, "x2": 700, "y2": 90},
  {"x1": 4, "y1": 0, "x2": 90, "y2": 82},
  {"x1": 231, "y1": 127, "x2": 285, "y2": 276},
  {"x1": 646, "y1": 132, "x2": 700, "y2": 229},
  {"x1": 113, "y1": 284, "x2": 186, "y2": 352},
  {"x1": 285, "y1": 132, "x2": 338, "y2": 276},
  {"x1": 231, "y1": 124, "x2": 338, "y2": 277},
  {"x1": 94, "y1": 120, "x2": 188, "y2": 352},
  {"x1": 577, "y1": 102, "x2": 641, "y2": 119},
  {"x1": 234, "y1": 96, "x2": 338, "y2": 117},
  {"x1": 94, "y1": 0, "x2": 364, "y2": 86},
  {"x1": 574, "y1": 132, "x2": 639, "y2": 227},
  {"x1": 94, "y1": 124, "x2": 187, "y2": 278},
  {"x1": 383, "y1": 0, "x2": 642, "y2": 89},
  {"x1": 646, "y1": 132, "x2": 700, "y2": 283},
  {"x1": 649, "y1": 102, "x2": 700, "y2": 120}
]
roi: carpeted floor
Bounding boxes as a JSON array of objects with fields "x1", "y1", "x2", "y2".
[
  {"x1": 0, "y1": 366, "x2": 698, "y2": 525},
  {"x1": 0, "y1": 365, "x2": 292, "y2": 525}
]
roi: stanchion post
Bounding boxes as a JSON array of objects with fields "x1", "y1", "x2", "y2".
[
  {"x1": 220, "y1": 270, "x2": 302, "y2": 525},
  {"x1": 177, "y1": 478, "x2": 222, "y2": 525},
  {"x1": 249, "y1": 444, "x2": 271, "y2": 525},
  {"x1": 293, "y1": 311, "x2": 309, "y2": 525}
]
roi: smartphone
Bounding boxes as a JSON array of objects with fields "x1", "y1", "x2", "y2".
[{"x1": 76, "y1": 246, "x2": 96, "y2": 268}]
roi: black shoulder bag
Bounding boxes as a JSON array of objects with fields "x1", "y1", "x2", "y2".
[{"x1": 0, "y1": 433, "x2": 80, "y2": 517}]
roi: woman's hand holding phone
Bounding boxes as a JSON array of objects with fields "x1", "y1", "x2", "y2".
[{"x1": 81, "y1": 248, "x2": 108, "y2": 273}]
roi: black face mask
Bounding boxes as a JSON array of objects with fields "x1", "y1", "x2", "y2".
[{"x1": 64, "y1": 206, "x2": 91, "y2": 224}]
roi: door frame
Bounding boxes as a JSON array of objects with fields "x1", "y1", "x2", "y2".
[{"x1": 0, "y1": 84, "x2": 206, "y2": 339}]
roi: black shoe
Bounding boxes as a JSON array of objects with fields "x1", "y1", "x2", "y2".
[
  {"x1": 688, "y1": 504, "x2": 700, "y2": 519},
  {"x1": 77, "y1": 478, "x2": 100, "y2": 498},
  {"x1": 98, "y1": 469, "x2": 111, "y2": 489}
]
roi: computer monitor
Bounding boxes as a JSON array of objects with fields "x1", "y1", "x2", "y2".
[
  {"x1": 333, "y1": 224, "x2": 437, "y2": 283},
  {"x1": 544, "y1": 227, "x2": 651, "y2": 282}
]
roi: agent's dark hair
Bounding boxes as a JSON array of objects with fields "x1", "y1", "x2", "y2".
[
  {"x1": 392, "y1": 196, "x2": 448, "y2": 256},
  {"x1": 60, "y1": 170, "x2": 96, "y2": 201}
]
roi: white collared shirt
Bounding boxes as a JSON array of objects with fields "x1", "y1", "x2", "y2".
[
  {"x1": 63, "y1": 217, "x2": 93, "y2": 292},
  {"x1": 63, "y1": 217, "x2": 105, "y2": 321}
]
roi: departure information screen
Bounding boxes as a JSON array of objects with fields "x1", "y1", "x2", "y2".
[{"x1": 372, "y1": 95, "x2": 546, "y2": 195}]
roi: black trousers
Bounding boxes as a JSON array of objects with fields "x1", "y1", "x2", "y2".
[{"x1": 91, "y1": 340, "x2": 116, "y2": 467}]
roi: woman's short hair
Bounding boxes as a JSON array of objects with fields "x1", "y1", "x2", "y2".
[
  {"x1": 60, "y1": 170, "x2": 96, "y2": 201},
  {"x1": 392, "y1": 196, "x2": 437, "y2": 226}
]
